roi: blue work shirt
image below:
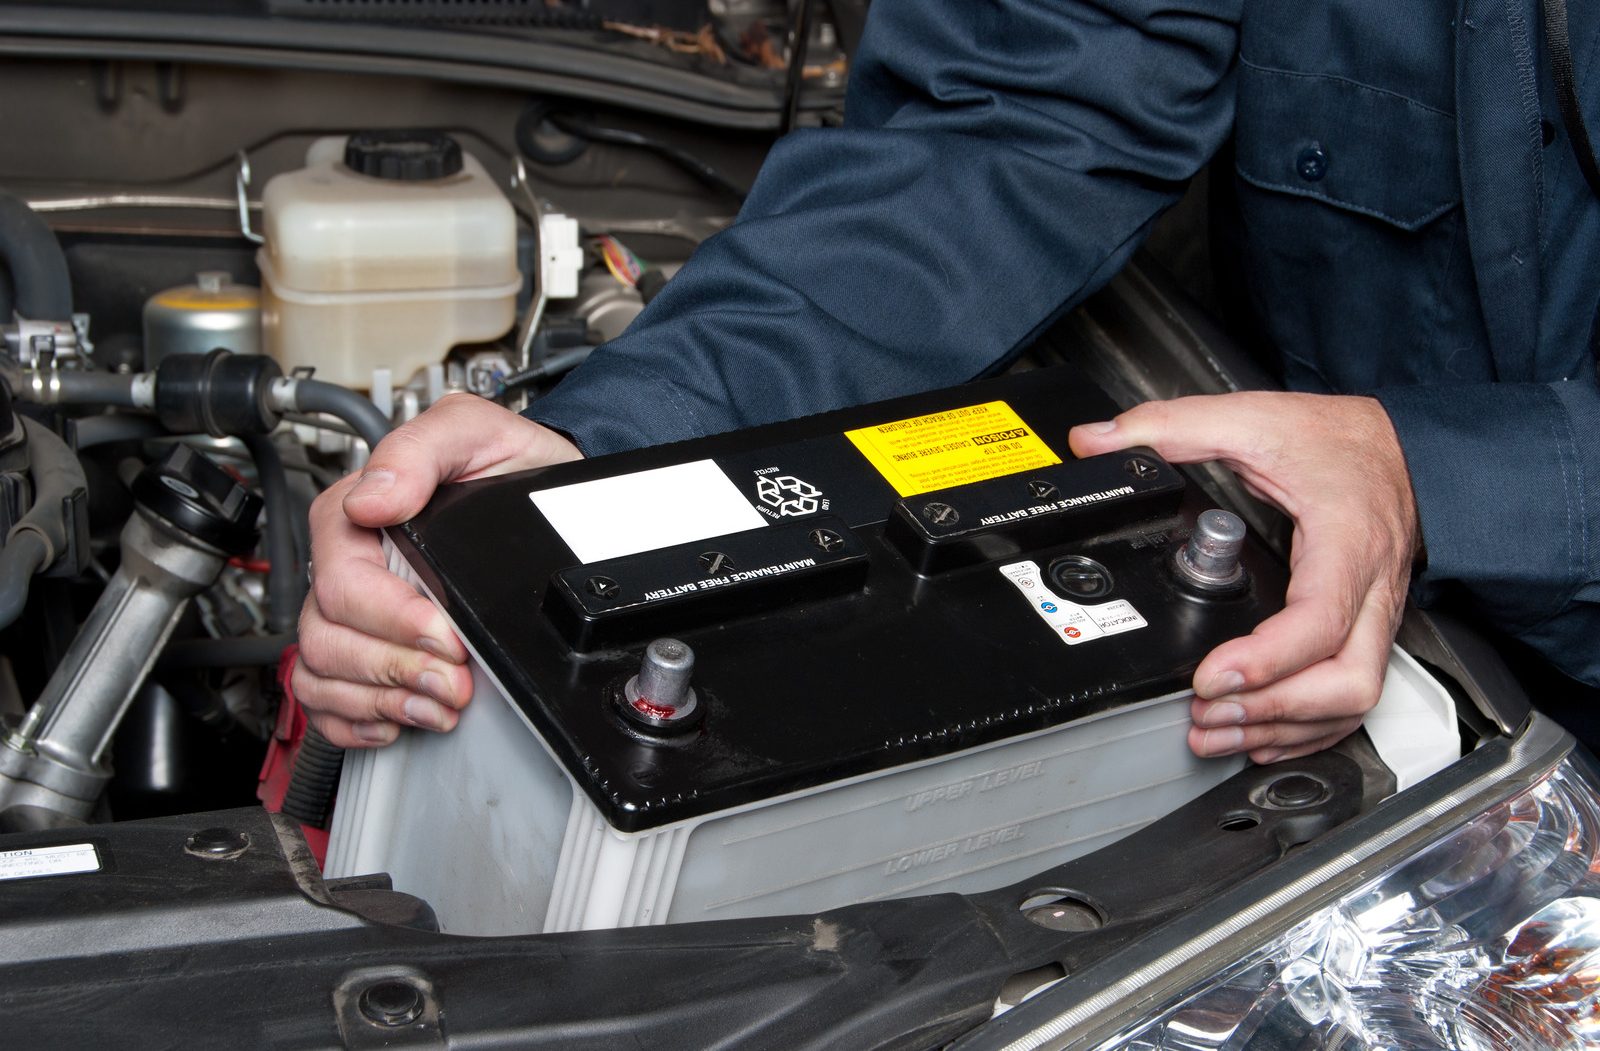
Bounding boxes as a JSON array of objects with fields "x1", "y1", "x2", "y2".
[{"x1": 533, "y1": 0, "x2": 1600, "y2": 688}]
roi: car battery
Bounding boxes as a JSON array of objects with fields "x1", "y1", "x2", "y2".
[{"x1": 324, "y1": 365, "x2": 1418, "y2": 936}]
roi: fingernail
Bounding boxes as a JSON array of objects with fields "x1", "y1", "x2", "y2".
[
  {"x1": 1197, "y1": 701, "x2": 1247, "y2": 727},
  {"x1": 1254, "y1": 750, "x2": 1284, "y2": 765},
  {"x1": 354, "y1": 721, "x2": 398, "y2": 745},
  {"x1": 404, "y1": 695, "x2": 450, "y2": 730},
  {"x1": 1081, "y1": 421, "x2": 1117, "y2": 435},
  {"x1": 348, "y1": 469, "x2": 396, "y2": 499},
  {"x1": 1197, "y1": 726, "x2": 1245, "y2": 756},
  {"x1": 417, "y1": 635, "x2": 456, "y2": 662},
  {"x1": 418, "y1": 670, "x2": 458, "y2": 706},
  {"x1": 1204, "y1": 670, "x2": 1246, "y2": 698}
]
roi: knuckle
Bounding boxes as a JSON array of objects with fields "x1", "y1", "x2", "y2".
[
  {"x1": 1229, "y1": 649, "x2": 1277, "y2": 692},
  {"x1": 289, "y1": 660, "x2": 320, "y2": 702},
  {"x1": 308, "y1": 483, "x2": 342, "y2": 520},
  {"x1": 359, "y1": 690, "x2": 395, "y2": 724},
  {"x1": 1122, "y1": 400, "x2": 1167, "y2": 438},
  {"x1": 378, "y1": 650, "x2": 416, "y2": 690},
  {"x1": 295, "y1": 630, "x2": 329, "y2": 678},
  {"x1": 1353, "y1": 673, "x2": 1384, "y2": 714},
  {"x1": 1246, "y1": 722, "x2": 1291, "y2": 750},
  {"x1": 1307, "y1": 603, "x2": 1353, "y2": 658},
  {"x1": 372, "y1": 421, "x2": 430, "y2": 463},
  {"x1": 1258, "y1": 693, "x2": 1290, "y2": 725},
  {"x1": 309, "y1": 476, "x2": 357, "y2": 527},
  {"x1": 311, "y1": 572, "x2": 344, "y2": 621},
  {"x1": 347, "y1": 688, "x2": 388, "y2": 725},
  {"x1": 371, "y1": 693, "x2": 407, "y2": 724}
]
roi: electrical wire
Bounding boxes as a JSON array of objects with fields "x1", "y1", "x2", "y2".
[
  {"x1": 595, "y1": 234, "x2": 644, "y2": 287},
  {"x1": 499, "y1": 345, "x2": 595, "y2": 393},
  {"x1": 781, "y1": 0, "x2": 819, "y2": 136},
  {"x1": 517, "y1": 101, "x2": 749, "y2": 202}
]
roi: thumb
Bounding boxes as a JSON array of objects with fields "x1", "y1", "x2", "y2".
[
  {"x1": 1068, "y1": 394, "x2": 1257, "y2": 464},
  {"x1": 341, "y1": 395, "x2": 498, "y2": 527}
]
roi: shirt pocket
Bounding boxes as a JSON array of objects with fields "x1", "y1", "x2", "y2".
[
  {"x1": 1227, "y1": 59, "x2": 1489, "y2": 391},
  {"x1": 1234, "y1": 58, "x2": 1459, "y2": 230}
]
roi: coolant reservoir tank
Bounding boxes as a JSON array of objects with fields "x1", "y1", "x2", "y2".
[{"x1": 257, "y1": 131, "x2": 520, "y2": 389}]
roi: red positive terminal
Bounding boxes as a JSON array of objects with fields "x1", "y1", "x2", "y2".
[{"x1": 623, "y1": 638, "x2": 698, "y2": 727}]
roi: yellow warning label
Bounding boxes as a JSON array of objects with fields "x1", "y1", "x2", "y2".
[{"x1": 845, "y1": 400, "x2": 1061, "y2": 497}]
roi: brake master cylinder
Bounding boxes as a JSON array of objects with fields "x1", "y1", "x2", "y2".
[{"x1": 257, "y1": 130, "x2": 519, "y2": 389}]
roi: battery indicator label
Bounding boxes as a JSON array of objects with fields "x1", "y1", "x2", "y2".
[
  {"x1": 844, "y1": 401, "x2": 1060, "y2": 497},
  {"x1": 999, "y1": 560, "x2": 1148, "y2": 646}
]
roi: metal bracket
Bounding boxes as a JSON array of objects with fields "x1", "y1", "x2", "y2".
[{"x1": 235, "y1": 152, "x2": 265, "y2": 246}]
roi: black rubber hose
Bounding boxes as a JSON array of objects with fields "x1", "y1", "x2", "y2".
[
  {"x1": 73, "y1": 413, "x2": 166, "y2": 448},
  {"x1": 156, "y1": 633, "x2": 295, "y2": 671},
  {"x1": 0, "y1": 531, "x2": 50, "y2": 631},
  {"x1": 500, "y1": 345, "x2": 594, "y2": 393},
  {"x1": 0, "y1": 191, "x2": 72, "y2": 320},
  {"x1": 241, "y1": 434, "x2": 304, "y2": 635},
  {"x1": 543, "y1": 111, "x2": 749, "y2": 202},
  {"x1": 39, "y1": 370, "x2": 141, "y2": 407},
  {"x1": 292, "y1": 379, "x2": 391, "y2": 449},
  {"x1": 0, "y1": 418, "x2": 87, "y2": 630},
  {"x1": 280, "y1": 726, "x2": 344, "y2": 830}
]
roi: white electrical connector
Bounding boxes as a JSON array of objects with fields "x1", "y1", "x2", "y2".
[{"x1": 540, "y1": 212, "x2": 585, "y2": 300}]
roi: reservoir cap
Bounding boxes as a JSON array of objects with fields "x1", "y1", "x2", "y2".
[{"x1": 344, "y1": 130, "x2": 463, "y2": 181}]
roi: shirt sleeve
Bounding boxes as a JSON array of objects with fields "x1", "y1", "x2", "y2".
[
  {"x1": 528, "y1": 0, "x2": 1242, "y2": 455},
  {"x1": 1376, "y1": 375, "x2": 1600, "y2": 686}
]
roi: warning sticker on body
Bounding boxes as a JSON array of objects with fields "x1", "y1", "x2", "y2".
[
  {"x1": 999, "y1": 560, "x2": 1148, "y2": 646},
  {"x1": 0, "y1": 842, "x2": 100, "y2": 882},
  {"x1": 845, "y1": 401, "x2": 1060, "y2": 497}
]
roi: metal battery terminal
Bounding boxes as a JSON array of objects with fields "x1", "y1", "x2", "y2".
[
  {"x1": 618, "y1": 638, "x2": 702, "y2": 734},
  {"x1": 1173, "y1": 508, "x2": 1248, "y2": 594}
]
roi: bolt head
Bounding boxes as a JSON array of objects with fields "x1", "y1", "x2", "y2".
[
  {"x1": 358, "y1": 980, "x2": 424, "y2": 1028},
  {"x1": 184, "y1": 827, "x2": 249, "y2": 860},
  {"x1": 1023, "y1": 898, "x2": 1103, "y2": 932},
  {"x1": 1266, "y1": 773, "x2": 1326, "y2": 809}
]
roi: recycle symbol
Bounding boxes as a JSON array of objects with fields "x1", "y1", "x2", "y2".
[{"x1": 756, "y1": 474, "x2": 822, "y2": 517}]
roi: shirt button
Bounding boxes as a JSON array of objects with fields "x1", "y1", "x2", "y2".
[{"x1": 1296, "y1": 144, "x2": 1328, "y2": 182}]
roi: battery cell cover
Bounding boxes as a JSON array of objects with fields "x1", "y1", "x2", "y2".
[{"x1": 329, "y1": 366, "x2": 1307, "y2": 933}]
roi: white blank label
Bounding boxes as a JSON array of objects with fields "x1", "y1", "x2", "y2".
[{"x1": 530, "y1": 459, "x2": 768, "y2": 564}]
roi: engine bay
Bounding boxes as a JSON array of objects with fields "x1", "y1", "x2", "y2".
[
  {"x1": 0, "y1": 40, "x2": 780, "y2": 826},
  {"x1": 0, "y1": 9, "x2": 1504, "y2": 1045}
]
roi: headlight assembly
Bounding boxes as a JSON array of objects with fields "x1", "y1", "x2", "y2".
[
  {"x1": 961, "y1": 713, "x2": 1591, "y2": 1051},
  {"x1": 1099, "y1": 754, "x2": 1600, "y2": 1049}
]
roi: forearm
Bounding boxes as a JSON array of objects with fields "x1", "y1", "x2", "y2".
[{"x1": 530, "y1": 0, "x2": 1242, "y2": 455}]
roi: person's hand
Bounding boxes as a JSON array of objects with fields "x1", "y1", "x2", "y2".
[
  {"x1": 293, "y1": 393, "x2": 582, "y2": 748},
  {"x1": 1069, "y1": 392, "x2": 1419, "y2": 763}
]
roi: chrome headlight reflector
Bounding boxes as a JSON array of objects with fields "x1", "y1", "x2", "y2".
[{"x1": 1098, "y1": 753, "x2": 1600, "y2": 1049}]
